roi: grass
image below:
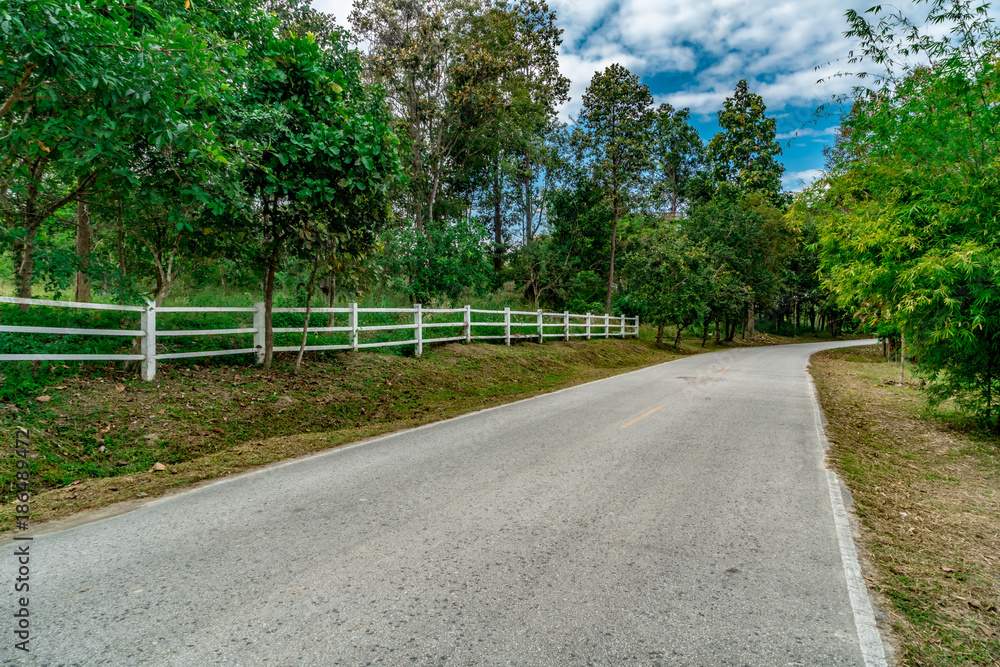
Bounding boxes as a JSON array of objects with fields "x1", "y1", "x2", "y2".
[{"x1": 810, "y1": 345, "x2": 1000, "y2": 665}]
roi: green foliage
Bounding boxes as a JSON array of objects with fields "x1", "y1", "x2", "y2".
[
  {"x1": 621, "y1": 222, "x2": 709, "y2": 346},
  {"x1": 0, "y1": 0, "x2": 259, "y2": 298},
  {"x1": 819, "y1": 0, "x2": 1000, "y2": 429},
  {"x1": 380, "y1": 218, "x2": 494, "y2": 304},
  {"x1": 707, "y1": 79, "x2": 784, "y2": 203},
  {"x1": 576, "y1": 63, "x2": 654, "y2": 313},
  {"x1": 684, "y1": 193, "x2": 793, "y2": 318},
  {"x1": 649, "y1": 104, "x2": 706, "y2": 216}
]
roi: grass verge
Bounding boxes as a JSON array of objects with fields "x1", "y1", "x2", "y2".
[{"x1": 810, "y1": 345, "x2": 1000, "y2": 665}]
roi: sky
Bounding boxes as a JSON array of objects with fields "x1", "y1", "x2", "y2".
[{"x1": 310, "y1": 0, "x2": 945, "y2": 191}]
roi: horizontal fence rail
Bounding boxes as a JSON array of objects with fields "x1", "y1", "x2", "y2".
[{"x1": 0, "y1": 295, "x2": 639, "y2": 381}]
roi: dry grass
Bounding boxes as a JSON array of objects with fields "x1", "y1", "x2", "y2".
[{"x1": 811, "y1": 346, "x2": 1000, "y2": 666}]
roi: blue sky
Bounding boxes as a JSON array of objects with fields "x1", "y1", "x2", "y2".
[{"x1": 312, "y1": 0, "x2": 966, "y2": 191}]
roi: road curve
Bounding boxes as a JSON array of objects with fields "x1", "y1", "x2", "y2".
[{"x1": 4, "y1": 340, "x2": 884, "y2": 666}]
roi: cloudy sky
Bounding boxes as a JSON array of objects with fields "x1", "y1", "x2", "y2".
[{"x1": 310, "y1": 0, "x2": 941, "y2": 190}]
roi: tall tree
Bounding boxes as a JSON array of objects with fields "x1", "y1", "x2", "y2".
[
  {"x1": 450, "y1": 0, "x2": 569, "y2": 269},
  {"x1": 649, "y1": 104, "x2": 705, "y2": 218},
  {"x1": 350, "y1": 0, "x2": 483, "y2": 229},
  {"x1": 707, "y1": 80, "x2": 784, "y2": 202},
  {"x1": 575, "y1": 64, "x2": 653, "y2": 314}
]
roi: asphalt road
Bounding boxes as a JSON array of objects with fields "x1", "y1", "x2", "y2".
[{"x1": 3, "y1": 340, "x2": 886, "y2": 666}]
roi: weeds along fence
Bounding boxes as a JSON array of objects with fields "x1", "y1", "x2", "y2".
[{"x1": 0, "y1": 296, "x2": 639, "y2": 381}]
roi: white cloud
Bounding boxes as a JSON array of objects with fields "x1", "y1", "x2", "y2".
[
  {"x1": 547, "y1": 0, "x2": 946, "y2": 119},
  {"x1": 782, "y1": 169, "x2": 824, "y2": 191},
  {"x1": 309, "y1": 0, "x2": 354, "y2": 23},
  {"x1": 775, "y1": 126, "x2": 838, "y2": 141}
]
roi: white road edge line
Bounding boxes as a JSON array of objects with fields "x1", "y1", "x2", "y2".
[{"x1": 808, "y1": 374, "x2": 889, "y2": 667}]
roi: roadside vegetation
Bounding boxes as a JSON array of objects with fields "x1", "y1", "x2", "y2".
[
  {"x1": 812, "y1": 346, "x2": 1000, "y2": 665},
  {"x1": 3, "y1": 0, "x2": 857, "y2": 396}
]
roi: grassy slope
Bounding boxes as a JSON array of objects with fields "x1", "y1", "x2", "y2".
[{"x1": 811, "y1": 346, "x2": 1000, "y2": 665}]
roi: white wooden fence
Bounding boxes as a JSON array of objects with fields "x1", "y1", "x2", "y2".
[{"x1": 0, "y1": 296, "x2": 639, "y2": 381}]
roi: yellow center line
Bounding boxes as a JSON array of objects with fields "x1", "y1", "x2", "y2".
[{"x1": 620, "y1": 404, "x2": 665, "y2": 429}]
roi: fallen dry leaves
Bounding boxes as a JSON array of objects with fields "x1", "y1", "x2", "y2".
[{"x1": 812, "y1": 345, "x2": 1000, "y2": 665}]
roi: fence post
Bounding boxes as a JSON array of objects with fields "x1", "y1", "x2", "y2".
[
  {"x1": 605, "y1": 313, "x2": 610, "y2": 338},
  {"x1": 586, "y1": 312, "x2": 591, "y2": 340},
  {"x1": 140, "y1": 300, "x2": 156, "y2": 382},
  {"x1": 253, "y1": 301, "x2": 265, "y2": 364},
  {"x1": 349, "y1": 302, "x2": 358, "y2": 352},
  {"x1": 620, "y1": 314, "x2": 625, "y2": 339},
  {"x1": 504, "y1": 307, "x2": 511, "y2": 346},
  {"x1": 464, "y1": 304, "x2": 472, "y2": 343},
  {"x1": 537, "y1": 310, "x2": 544, "y2": 343},
  {"x1": 564, "y1": 311, "x2": 569, "y2": 341},
  {"x1": 635, "y1": 315, "x2": 640, "y2": 337},
  {"x1": 415, "y1": 303, "x2": 423, "y2": 357}
]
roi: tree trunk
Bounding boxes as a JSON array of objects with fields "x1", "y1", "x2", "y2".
[
  {"x1": 153, "y1": 261, "x2": 175, "y2": 306},
  {"x1": 522, "y1": 152, "x2": 533, "y2": 241},
  {"x1": 116, "y1": 205, "x2": 126, "y2": 278},
  {"x1": 262, "y1": 240, "x2": 282, "y2": 370},
  {"x1": 747, "y1": 302, "x2": 755, "y2": 340},
  {"x1": 605, "y1": 201, "x2": 619, "y2": 315},
  {"x1": 75, "y1": 198, "x2": 91, "y2": 302},
  {"x1": 327, "y1": 273, "x2": 336, "y2": 328},
  {"x1": 493, "y1": 162, "x2": 503, "y2": 273},
  {"x1": 295, "y1": 258, "x2": 321, "y2": 375},
  {"x1": 701, "y1": 317, "x2": 709, "y2": 347},
  {"x1": 674, "y1": 323, "x2": 684, "y2": 349},
  {"x1": 16, "y1": 225, "x2": 37, "y2": 309},
  {"x1": 714, "y1": 319, "x2": 720, "y2": 344},
  {"x1": 655, "y1": 322, "x2": 664, "y2": 347}
]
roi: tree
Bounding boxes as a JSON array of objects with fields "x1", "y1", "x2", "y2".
[
  {"x1": 707, "y1": 80, "x2": 784, "y2": 202},
  {"x1": 649, "y1": 104, "x2": 705, "y2": 217},
  {"x1": 351, "y1": 0, "x2": 485, "y2": 229},
  {"x1": 1, "y1": 0, "x2": 264, "y2": 304},
  {"x1": 818, "y1": 0, "x2": 1000, "y2": 430},
  {"x1": 575, "y1": 64, "x2": 653, "y2": 315},
  {"x1": 234, "y1": 32, "x2": 402, "y2": 368},
  {"x1": 683, "y1": 192, "x2": 792, "y2": 340},
  {"x1": 449, "y1": 0, "x2": 569, "y2": 271},
  {"x1": 622, "y1": 222, "x2": 709, "y2": 347}
]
